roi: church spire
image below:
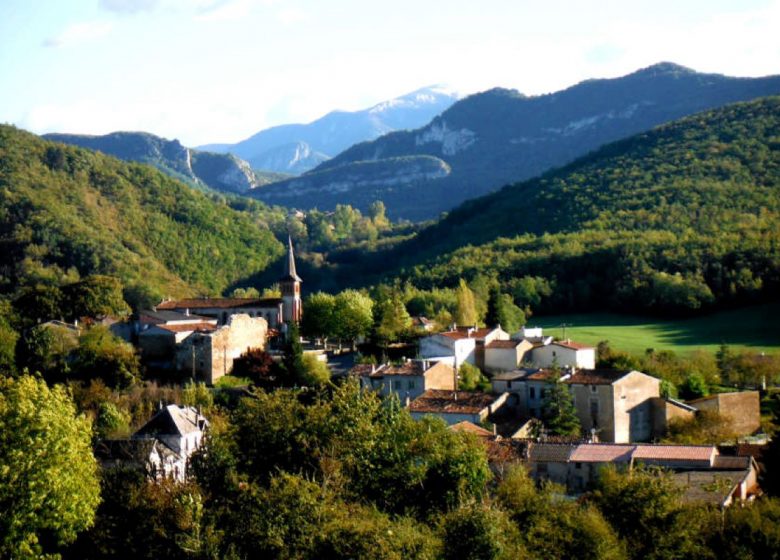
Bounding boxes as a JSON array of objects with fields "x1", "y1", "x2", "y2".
[{"x1": 280, "y1": 235, "x2": 302, "y2": 283}]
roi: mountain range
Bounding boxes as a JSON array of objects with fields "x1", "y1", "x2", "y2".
[
  {"x1": 250, "y1": 63, "x2": 780, "y2": 221},
  {"x1": 42, "y1": 131, "x2": 286, "y2": 195},
  {"x1": 198, "y1": 85, "x2": 460, "y2": 174}
]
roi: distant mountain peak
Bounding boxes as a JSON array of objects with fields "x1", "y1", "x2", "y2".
[{"x1": 630, "y1": 61, "x2": 696, "y2": 77}]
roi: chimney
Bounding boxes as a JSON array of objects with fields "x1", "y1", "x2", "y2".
[{"x1": 185, "y1": 308, "x2": 190, "y2": 316}]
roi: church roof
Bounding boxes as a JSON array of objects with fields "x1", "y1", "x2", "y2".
[{"x1": 280, "y1": 236, "x2": 302, "y2": 282}]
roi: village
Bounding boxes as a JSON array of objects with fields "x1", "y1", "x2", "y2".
[{"x1": 87, "y1": 238, "x2": 768, "y2": 511}]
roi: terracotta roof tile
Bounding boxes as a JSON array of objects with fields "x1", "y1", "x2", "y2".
[
  {"x1": 553, "y1": 340, "x2": 594, "y2": 350},
  {"x1": 569, "y1": 444, "x2": 635, "y2": 463},
  {"x1": 633, "y1": 445, "x2": 716, "y2": 463},
  {"x1": 450, "y1": 421, "x2": 495, "y2": 439},
  {"x1": 157, "y1": 297, "x2": 282, "y2": 310}
]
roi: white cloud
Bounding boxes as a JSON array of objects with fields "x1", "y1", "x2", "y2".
[
  {"x1": 43, "y1": 21, "x2": 114, "y2": 48},
  {"x1": 99, "y1": 0, "x2": 160, "y2": 14}
]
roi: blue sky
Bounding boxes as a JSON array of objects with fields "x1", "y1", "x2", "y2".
[{"x1": 1, "y1": 0, "x2": 778, "y2": 146}]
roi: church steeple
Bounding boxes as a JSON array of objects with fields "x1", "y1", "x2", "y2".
[
  {"x1": 280, "y1": 236, "x2": 302, "y2": 324},
  {"x1": 280, "y1": 235, "x2": 302, "y2": 283}
]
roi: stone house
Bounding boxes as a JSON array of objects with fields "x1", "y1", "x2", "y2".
[
  {"x1": 156, "y1": 297, "x2": 284, "y2": 328},
  {"x1": 138, "y1": 321, "x2": 218, "y2": 365},
  {"x1": 565, "y1": 369, "x2": 660, "y2": 443},
  {"x1": 531, "y1": 339, "x2": 596, "y2": 370},
  {"x1": 688, "y1": 391, "x2": 761, "y2": 436},
  {"x1": 484, "y1": 338, "x2": 533, "y2": 373},
  {"x1": 175, "y1": 313, "x2": 267, "y2": 385},
  {"x1": 409, "y1": 390, "x2": 509, "y2": 425},
  {"x1": 96, "y1": 404, "x2": 208, "y2": 482},
  {"x1": 352, "y1": 359, "x2": 456, "y2": 403}
]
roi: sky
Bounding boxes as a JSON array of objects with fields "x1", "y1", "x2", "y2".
[{"x1": 1, "y1": 0, "x2": 778, "y2": 147}]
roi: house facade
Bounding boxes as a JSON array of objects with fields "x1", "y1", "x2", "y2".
[
  {"x1": 353, "y1": 359, "x2": 456, "y2": 403},
  {"x1": 531, "y1": 340, "x2": 596, "y2": 370},
  {"x1": 175, "y1": 313, "x2": 267, "y2": 385},
  {"x1": 484, "y1": 339, "x2": 533, "y2": 373},
  {"x1": 419, "y1": 326, "x2": 509, "y2": 369}
]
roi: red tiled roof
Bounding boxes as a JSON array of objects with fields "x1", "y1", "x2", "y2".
[
  {"x1": 410, "y1": 390, "x2": 497, "y2": 415},
  {"x1": 486, "y1": 339, "x2": 523, "y2": 349},
  {"x1": 633, "y1": 445, "x2": 715, "y2": 463},
  {"x1": 570, "y1": 444, "x2": 635, "y2": 463},
  {"x1": 348, "y1": 364, "x2": 383, "y2": 377},
  {"x1": 152, "y1": 322, "x2": 217, "y2": 334},
  {"x1": 450, "y1": 421, "x2": 495, "y2": 439},
  {"x1": 565, "y1": 369, "x2": 634, "y2": 385},
  {"x1": 554, "y1": 340, "x2": 594, "y2": 350},
  {"x1": 157, "y1": 297, "x2": 282, "y2": 310}
]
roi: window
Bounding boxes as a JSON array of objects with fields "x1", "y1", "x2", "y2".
[
  {"x1": 590, "y1": 385, "x2": 597, "y2": 393},
  {"x1": 507, "y1": 381, "x2": 512, "y2": 389},
  {"x1": 407, "y1": 380, "x2": 416, "y2": 389},
  {"x1": 393, "y1": 380, "x2": 402, "y2": 390},
  {"x1": 590, "y1": 398, "x2": 599, "y2": 426},
  {"x1": 575, "y1": 462, "x2": 582, "y2": 469},
  {"x1": 541, "y1": 389, "x2": 547, "y2": 399},
  {"x1": 537, "y1": 463, "x2": 548, "y2": 475},
  {"x1": 529, "y1": 387, "x2": 536, "y2": 399}
]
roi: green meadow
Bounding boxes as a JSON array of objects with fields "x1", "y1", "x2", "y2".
[{"x1": 532, "y1": 302, "x2": 780, "y2": 356}]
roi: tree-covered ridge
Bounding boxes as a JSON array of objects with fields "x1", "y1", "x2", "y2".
[
  {"x1": 382, "y1": 97, "x2": 780, "y2": 315},
  {"x1": 0, "y1": 126, "x2": 284, "y2": 298}
]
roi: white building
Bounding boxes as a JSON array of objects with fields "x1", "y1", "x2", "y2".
[{"x1": 531, "y1": 340, "x2": 595, "y2": 370}]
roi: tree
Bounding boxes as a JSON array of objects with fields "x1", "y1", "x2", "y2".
[
  {"x1": 13, "y1": 284, "x2": 64, "y2": 327},
  {"x1": 678, "y1": 373, "x2": 708, "y2": 400},
  {"x1": 458, "y1": 362, "x2": 490, "y2": 392},
  {"x1": 281, "y1": 321, "x2": 307, "y2": 386},
  {"x1": 455, "y1": 279, "x2": 478, "y2": 326},
  {"x1": 440, "y1": 503, "x2": 523, "y2": 560},
  {"x1": 65, "y1": 275, "x2": 131, "y2": 320},
  {"x1": 333, "y1": 290, "x2": 374, "y2": 348},
  {"x1": 301, "y1": 291, "x2": 337, "y2": 343},
  {"x1": 72, "y1": 326, "x2": 140, "y2": 388},
  {"x1": 0, "y1": 375, "x2": 100, "y2": 557},
  {"x1": 302, "y1": 353, "x2": 330, "y2": 387},
  {"x1": 541, "y1": 378, "x2": 581, "y2": 437},
  {"x1": 374, "y1": 292, "x2": 412, "y2": 343},
  {"x1": 15, "y1": 322, "x2": 79, "y2": 383},
  {"x1": 231, "y1": 347, "x2": 284, "y2": 389},
  {"x1": 485, "y1": 287, "x2": 526, "y2": 332}
]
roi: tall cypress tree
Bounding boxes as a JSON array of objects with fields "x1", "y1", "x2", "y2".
[
  {"x1": 282, "y1": 321, "x2": 307, "y2": 386},
  {"x1": 541, "y1": 378, "x2": 581, "y2": 437}
]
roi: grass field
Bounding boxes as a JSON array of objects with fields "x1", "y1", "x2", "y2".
[{"x1": 532, "y1": 302, "x2": 780, "y2": 356}]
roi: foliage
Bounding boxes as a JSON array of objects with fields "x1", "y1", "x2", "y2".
[
  {"x1": 678, "y1": 372, "x2": 709, "y2": 400},
  {"x1": 181, "y1": 380, "x2": 214, "y2": 411},
  {"x1": 455, "y1": 278, "x2": 479, "y2": 326},
  {"x1": 0, "y1": 125, "x2": 284, "y2": 300},
  {"x1": 300, "y1": 291, "x2": 337, "y2": 341},
  {"x1": 15, "y1": 322, "x2": 79, "y2": 383},
  {"x1": 281, "y1": 322, "x2": 307, "y2": 386},
  {"x1": 541, "y1": 378, "x2": 581, "y2": 437},
  {"x1": 458, "y1": 362, "x2": 491, "y2": 392},
  {"x1": 485, "y1": 286, "x2": 526, "y2": 332},
  {"x1": 439, "y1": 502, "x2": 523, "y2": 560},
  {"x1": 301, "y1": 353, "x2": 330, "y2": 387},
  {"x1": 230, "y1": 347, "x2": 283, "y2": 390},
  {"x1": 663, "y1": 410, "x2": 738, "y2": 444},
  {"x1": 374, "y1": 290, "x2": 412, "y2": 343},
  {"x1": 64, "y1": 275, "x2": 131, "y2": 320},
  {"x1": 0, "y1": 375, "x2": 100, "y2": 557},
  {"x1": 72, "y1": 326, "x2": 141, "y2": 388},
  {"x1": 333, "y1": 289, "x2": 374, "y2": 344},
  {"x1": 94, "y1": 400, "x2": 131, "y2": 439}
]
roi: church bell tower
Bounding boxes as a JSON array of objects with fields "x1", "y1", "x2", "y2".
[{"x1": 280, "y1": 236, "x2": 302, "y2": 324}]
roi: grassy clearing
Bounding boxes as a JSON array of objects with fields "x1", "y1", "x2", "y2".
[{"x1": 531, "y1": 302, "x2": 780, "y2": 356}]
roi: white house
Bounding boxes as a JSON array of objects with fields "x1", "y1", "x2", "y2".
[
  {"x1": 484, "y1": 338, "x2": 533, "y2": 373},
  {"x1": 419, "y1": 326, "x2": 509, "y2": 369},
  {"x1": 531, "y1": 340, "x2": 595, "y2": 370}
]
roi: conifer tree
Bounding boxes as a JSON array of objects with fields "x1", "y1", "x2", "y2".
[{"x1": 541, "y1": 377, "x2": 581, "y2": 437}]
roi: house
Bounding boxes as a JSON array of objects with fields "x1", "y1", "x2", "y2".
[
  {"x1": 175, "y1": 313, "x2": 267, "y2": 385},
  {"x1": 526, "y1": 442, "x2": 759, "y2": 505},
  {"x1": 411, "y1": 316, "x2": 435, "y2": 332},
  {"x1": 484, "y1": 338, "x2": 533, "y2": 373},
  {"x1": 419, "y1": 326, "x2": 509, "y2": 369},
  {"x1": 490, "y1": 368, "x2": 562, "y2": 418},
  {"x1": 565, "y1": 369, "x2": 660, "y2": 443},
  {"x1": 531, "y1": 339, "x2": 596, "y2": 370},
  {"x1": 352, "y1": 359, "x2": 455, "y2": 403},
  {"x1": 409, "y1": 390, "x2": 509, "y2": 425},
  {"x1": 138, "y1": 320, "x2": 218, "y2": 365},
  {"x1": 156, "y1": 236, "x2": 302, "y2": 329},
  {"x1": 96, "y1": 404, "x2": 208, "y2": 482},
  {"x1": 511, "y1": 326, "x2": 553, "y2": 346},
  {"x1": 687, "y1": 391, "x2": 761, "y2": 436}
]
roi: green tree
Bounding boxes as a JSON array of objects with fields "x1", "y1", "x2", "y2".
[
  {"x1": 455, "y1": 278, "x2": 478, "y2": 327},
  {"x1": 65, "y1": 275, "x2": 131, "y2": 320},
  {"x1": 72, "y1": 326, "x2": 140, "y2": 388},
  {"x1": 333, "y1": 289, "x2": 374, "y2": 348},
  {"x1": 458, "y1": 362, "x2": 490, "y2": 392},
  {"x1": 678, "y1": 373, "x2": 708, "y2": 400},
  {"x1": 301, "y1": 291, "x2": 337, "y2": 343},
  {"x1": 375, "y1": 292, "x2": 412, "y2": 343},
  {"x1": 302, "y1": 353, "x2": 331, "y2": 387},
  {"x1": 440, "y1": 503, "x2": 523, "y2": 560},
  {"x1": 541, "y1": 378, "x2": 581, "y2": 437},
  {"x1": 0, "y1": 375, "x2": 100, "y2": 557},
  {"x1": 486, "y1": 287, "x2": 526, "y2": 332},
  {"x1": 15, "y1": 322, "x2": 79, "y2": 383},
  {"x1": 231, "y1": 347, "x2": 283, "y2": 390},
  {"x1": 281, "y1": 321, "x2": 307, "y2": 386},
  {"x1": 13, "y1": 284, "x2": 64, "y2": 327}
]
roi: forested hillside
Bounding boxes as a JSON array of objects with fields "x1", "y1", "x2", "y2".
[
  {"x1": 348, "y1": 97, "x2": 780, "y2": 316},
  {"x1": 253, "y1": 63, "x2": 780, "y2": 220},
  {"x1": 0, "y1": 126, "x2": 284, "y2": 302}
]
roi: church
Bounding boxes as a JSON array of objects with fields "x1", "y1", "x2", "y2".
[{"x1": 155, "y1": 236, "x2": 302, "y2": 332}]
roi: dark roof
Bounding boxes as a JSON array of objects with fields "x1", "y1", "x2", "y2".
[
  {"x1": 280, "y1": 236, "x2": 302, "y2": 282},
  {"x1": 157, "y1": 297, "x2": 282, "y2": 310},
  {"x1": 524, "y1": 368, "x2": 561, "y2": 381},
  {"x1": 565, "y1": 369, "x2": 635, "y2": 385},
  {"x1": 528, "y1": 443, "x2": 575, "y2": 463},
  {"x1": 410, "y1": 390, "x2": 498, "y2": 415},
  {"x1": 134, "y1": 405, "x2": 206, "y2": 438},
  {"x1": 671, "y1": 470, "x2": 748, "y2": 506}
]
